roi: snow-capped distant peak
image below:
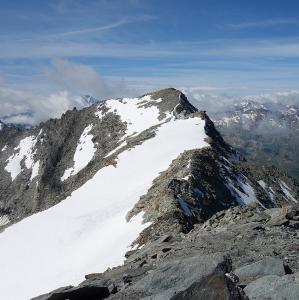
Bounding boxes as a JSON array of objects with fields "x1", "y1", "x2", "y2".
[{"x1": 81, "y1": 95, "x2": 99, "y2": 106}]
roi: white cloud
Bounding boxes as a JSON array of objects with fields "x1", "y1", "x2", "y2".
[
  {"x1": 0, "y1": 59, "x2": 137, "y2": 125},
  {"x1": 0, "y1": 87, "x2": 84, "y2": 125},
  {"x1": 44, "y1": 58, "x2": 136, "y2": 98},
  {"x1": 44, "y1": 58, "x2": 112, "y2": 98}
]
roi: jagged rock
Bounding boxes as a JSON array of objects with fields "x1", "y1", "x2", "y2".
[
  {"x1": 233, "y1": 257, "x2": 285, "y2": 285},
  {"x1": 32, "y1": 284, "x2": 110, "y2": 300},
  {"x1": 170, "y1": 271, "x2": 248, "y2": 300}
]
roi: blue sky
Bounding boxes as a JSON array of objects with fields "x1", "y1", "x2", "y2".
[{"x1": 1, "y1": 0, "x2": 299, "y2": 124}]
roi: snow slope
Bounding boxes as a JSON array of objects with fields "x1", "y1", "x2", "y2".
[{"x1": 0, "y1": 116, "x2": 208, "y2": 300}]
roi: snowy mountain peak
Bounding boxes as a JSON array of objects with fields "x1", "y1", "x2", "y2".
[
  {"x1": 0, "y1": 88, "x2": 298, "y2": 300},
  {"x1": 81, "y1": 94, "x2": 99, "y2": 106}
]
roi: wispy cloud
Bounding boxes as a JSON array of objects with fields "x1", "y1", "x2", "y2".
[
  {"x1": 54, "y1": 15, "x2": 155, "y2": 37},
  {"x1": 226, "y1": 19, "x2": 299, "y2": 29},
  {"x1": 2, "y1": 38, "x2": 299, "y2": 60}
]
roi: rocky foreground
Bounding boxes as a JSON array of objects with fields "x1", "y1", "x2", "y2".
[{"x1": 34, "y1": 204, "x2": 299, "y2": 300}]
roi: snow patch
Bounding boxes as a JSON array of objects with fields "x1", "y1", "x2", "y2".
[
  {"x1": 96, "y1": 96, "x2": 167, "y2": 137},
  {"x1": 95, "y1": 109, "x2": 105, "y2": 119},
  {"x1": 1, "y1": 145, "x2": 7, "y2": 152},
  {"x1": 279, "y1": 181, "x2": 297, "y2": 203},
  {"x1": 258, "y1": 180, "x2": 276, "y2": 203},
  {"x1": 181, "y1": 159, "x2": 191, "y2": 180},
  {"x1": 227, "y1": 176, "x2": 265, "y2": 208},
  {"x1": 5, "y1": 135, "x2": 39, "y2": 181},
  {"x1": 268, "y1": 187, "x2": 275, "y2": 202},
  {"x1": 61, "y1": 125, "x2": 96, "y2": 181},
  {"x1": 30, "y1": 161, "x2": 40, "y2": 181},
  {"x1": 258, "y1": 180, "x2": 266, "y2": 189},
  {"x1": 0, "y1": 215, "x2": 10, "y2": 226}
]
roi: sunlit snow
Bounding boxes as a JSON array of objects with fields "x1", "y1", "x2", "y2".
[
  {"x1": 258, "y1": 180, "x2": 266, "y2": 189},
  {"x1": 227, "y1": 176, "x2": 265, "y2": 208},
  {"x1": 61, "y1": 124, "x2": 96, "y2": 181},
  {"x1": 279, "y1": 180, "x2": 297, "y2": 203},
  {"x1": 0, "y1": 116, "x2": 209, "y2": 300},
  {"x1": 96, "y1": 95, "x2": 167, "y2": 137},
  {"x1": 0, "y1": 215, "x2": 10, "y2": 226},
  {"x1": 5, "y1": 135, "x2": 39, "y2": 181}
]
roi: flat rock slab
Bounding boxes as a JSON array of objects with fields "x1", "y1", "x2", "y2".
[
  {"x1": 244, "y1": 274, "x2": 299, "y2": 300},
  {"x1": 234, "y1": 257, "x2": 285, "y2": 285}
]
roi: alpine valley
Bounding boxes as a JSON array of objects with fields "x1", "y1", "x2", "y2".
[{"x1": 0, "y1": 88, "x2": 298, "y2": 300}]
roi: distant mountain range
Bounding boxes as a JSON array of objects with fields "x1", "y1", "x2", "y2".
[{"x1": 210, "y1": 99, "x2": 299, "y2": 179}]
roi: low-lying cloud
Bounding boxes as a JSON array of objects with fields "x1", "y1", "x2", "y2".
[{"x1": 184, "y1": 88, "x2": 299, "y2": 113}]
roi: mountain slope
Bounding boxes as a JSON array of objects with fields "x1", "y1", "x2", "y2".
[{"x1": 0, "y1": 88, "x2": 298, "y2": 300}]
